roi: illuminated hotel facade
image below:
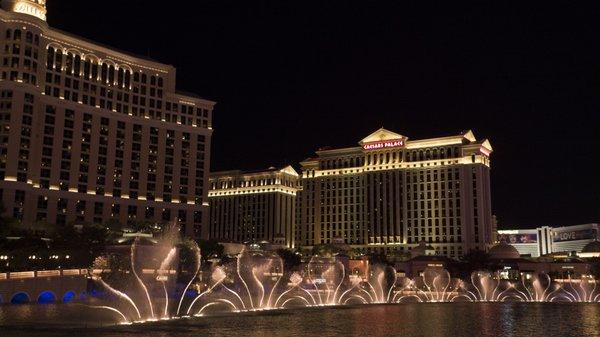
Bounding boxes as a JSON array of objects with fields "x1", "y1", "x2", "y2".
[
  {"x1": 498, "y1": 223, "x2": 599, "y2": 258},
  {"x1": 0, "y1": 1, "x2": 214, "y2": 237},
  {"x1": 208, "y1": 128, "x2": 494, "y2": 258},
  {"x1": 208, "y1": 166, "x2": 300, "y2": 247},
  {"x1": 296, "y1": 128, "x2": 494, "y2": 259}
]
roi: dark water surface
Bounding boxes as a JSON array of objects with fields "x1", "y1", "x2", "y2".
[{"x1": 0, "y1": 303, "x2": 598, "y2": 337}]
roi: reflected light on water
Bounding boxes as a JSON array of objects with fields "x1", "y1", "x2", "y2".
[{"x1": 0, "y1": 303, "x2": 599, "y2": 337}]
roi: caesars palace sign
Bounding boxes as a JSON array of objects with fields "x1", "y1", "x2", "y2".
[{"x1": 362, "y1": 139, "x2": 405, "y2": 151}]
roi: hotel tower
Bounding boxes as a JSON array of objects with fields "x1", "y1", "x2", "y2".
[
  {"x1": 295, "y1": 128, "x2": 493, "y2": 258},
  {"x1": 0, "y1": 1, "x2": 215, "y2": 237},
  {"x1": 208, "y1": 166, "x2": 301, "y2": 247}
]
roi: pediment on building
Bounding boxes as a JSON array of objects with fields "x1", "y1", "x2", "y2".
[
  {"x1": 279, "y1": 165, "x2": 299, "y2": 177},
  {"x1": 462, "y1": 130, "x2": 477, "y2": 142},
  {"x1": 481, "y1": 139, "x2": 493, "y2": 152},
  {"x1": 359, "y1": 128, "x2": 405, "y2": 145}
]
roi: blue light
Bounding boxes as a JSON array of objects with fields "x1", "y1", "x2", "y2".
[
  {"x1": 37, "y1": 291, "x2": 56, "y2": 304},
  {"x1": 62, "y1": 291, "x2": 76, "y2": 303},
  {"x1": 11, "y1": 292, "x2": 30, "y2": 304}
]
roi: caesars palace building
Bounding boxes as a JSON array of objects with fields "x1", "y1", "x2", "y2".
[
  {"x1": 209, "y1": 128, "x2": 494, "y2": 259},
  {"x1": 0, "y1": 1, "x2": 215, "y2": 237}
]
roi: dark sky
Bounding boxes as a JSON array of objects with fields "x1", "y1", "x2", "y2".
[{"x1": 47, "y1": 1, "x2": 599, "y2": 229}]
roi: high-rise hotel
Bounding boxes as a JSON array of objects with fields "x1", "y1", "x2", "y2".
[
  {"x1": 208, "y1": 166, "x2": 300, "y2": 247},
  {"x1": 0, "y1": 1, "x2": 214, "y2": 237},
  {"x1": 208, "y1": 128, "x2": 494, "y2": 259},
  {"x1": 296, "y1": 128, "x2": 493, "y2": 258}
]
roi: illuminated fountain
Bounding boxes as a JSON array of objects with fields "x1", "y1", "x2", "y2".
[
  {"x1": 305, "y1": 256, "x2": 345, "y2": 305},
  {"x1": 366, "y1": 265, "x2": 397, "y2": 303},
  {"x1": 552, "y1": 276, "x2": 600, "y2": 303},
  {"x1": 273, "y1": 272, "x2": 316, "y2": 308},
  {"x1": 457, "y1": 272, "x2": 600, "y2": 303},
  {"x1": 391, "y1": 277, "x2": 420, "y2": 303},
  {"x1": 80, "y1": 243, "x2": 600, "y2": 325},
  {"x1": 185, "y1": 266, "x2": 243, "y2": 316},
  {"x1": 338, "y1": 274, "x2": 368, "y2": 304},
  {"x1": 512, "y1": 272, "x2": 560, "y2": 302},
  {"x1": 415, "y1": 268, "x2": 461, "y2": 302},
  {"x1": 339, "y1": 264, "x2": 397, "y2": 304},
  {"x1": 235, "y1": 247, "x2": 284, "y2": 310},
  {"x1": 88, "y1": 227, "x2": 200, "y2": 324},
  {"x1": 187, "y1": 247, "x2": 285, "y2": 315},
  {"x1": 390, "y1": 269, "x2": 462, "y2": 303},
  {"x1": 455, "y1": 271, "x2": 518, "y2": 302}
]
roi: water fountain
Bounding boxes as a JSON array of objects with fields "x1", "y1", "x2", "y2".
[
  {"x1": 552, "y1": 276, "x2": 600, "y2": 302},
  {"x1": 81, "y1": 244, "x2": 599, "y2": 325},
  {"x1": 456, "y1": 271, "x2": 518, "y2": 302},
  {"x1": 305, "y1": 256, "x2": 345, "y2": 306},
  {"x1": 88, "y1": 226, "x2": 196, "y2": 323}
]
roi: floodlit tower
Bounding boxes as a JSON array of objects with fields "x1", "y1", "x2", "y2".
[{"x1": 1, "y1": 0, "x2": 47, "y2": 21}]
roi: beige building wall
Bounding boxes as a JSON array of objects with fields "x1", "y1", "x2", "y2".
[{"x1": 0, "y1": 2, "x2": 214, "y2": 237}]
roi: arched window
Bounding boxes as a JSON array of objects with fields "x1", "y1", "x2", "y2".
[
  {"x1": 25, "y1": 31, "x2": 33, "y2": 43},
  {"x1": 150, "y1": 75, "x2": 156, "y2": 85},
  {"x1": 124, "y1": 70, "x2": 131, "y2": 87},
  {"x1": 117, "y1": 68, "x2": 124, "y2": 86},
  {"x1": 73, "y1": 54, "x2": 81, "y2": 77},
  {"x1": 83, "y1": 59, "x2": 91, "y2": 78},
  {"x1": 108, "y1": 65, "x2": 115, "y2": 84},
  {"x1": 55, "y1": 49, "x2": 63, "y2": 69},
  {"x1": 5, "y1": 29, "x2": 11, "y2": 39},
  {"x1": 13, "y1": 29, "x2": 21, "y2": 41},
  {"x1": 101, "y1": 63, "x2": 108, "y2": 82},
  {"x1": 91, "y1": 61, "x2": 99, "y2": 80},
  {"x1": 46, "y1": 47, "x2": 54, "y2": 69},
  {"x1": 65, "y1": 52, "x2": 73, "y2": 74},
  {"x1": 158, "y1": 77, "x2": 163, "y2": 87}
]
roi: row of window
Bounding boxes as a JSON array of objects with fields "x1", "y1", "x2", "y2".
[{"x1": 45, "y1": 46, "x2": 210, "y2": 129}]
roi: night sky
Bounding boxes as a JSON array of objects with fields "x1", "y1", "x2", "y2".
[{"x1": 47, "y1": 1, "x2": 599, "y2": 229}]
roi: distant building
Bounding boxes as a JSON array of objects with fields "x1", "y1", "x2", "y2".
[
  {"x1": 0, "y1": 1, "x2": 215, "y2": 237},
  {"x1": 497, "y1": 223, "x2": 599, "y2": 257},
  {"x1": 487, "y1": 242, "x2": 592, "y2": 280},
  {"x1": 296, "y1": 127, "x2": 494, "y2": 259},
  {"x1": 579, "y1": 241, "x2": 600, "y2": 258},
  {"x1": 208, "y1": 166, "x2": 300, "y2": 247}
]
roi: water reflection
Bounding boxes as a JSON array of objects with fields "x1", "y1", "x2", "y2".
[{"x1": 0, "y1": 303, "x2": 598, "y2": 337}]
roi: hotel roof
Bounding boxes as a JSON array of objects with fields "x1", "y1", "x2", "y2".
[{"x1": 309, "y1": 128, "x2": 491, "y2": 158}]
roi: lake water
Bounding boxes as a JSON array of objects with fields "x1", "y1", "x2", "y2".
[{"x1": 0, "y1": 303, "x2": 598, "y2": 337}]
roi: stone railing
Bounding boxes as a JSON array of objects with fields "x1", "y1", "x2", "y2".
[{"x1": 0, "y1": 269, "x2": 88, "y2": 281}]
